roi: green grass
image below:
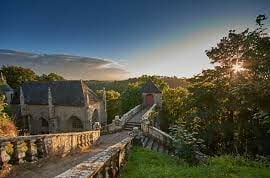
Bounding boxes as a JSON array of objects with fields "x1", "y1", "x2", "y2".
[{"x1": 120, "y1": 146, "x2": 270, "y2": 178}]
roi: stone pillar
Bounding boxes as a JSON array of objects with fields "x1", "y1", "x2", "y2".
[
  {"x1": 0, "y1": 142, "x2": 11, "y2": 167},
  {"x1": 36, "y1": 138, "x2": 47, "y2": 158},
  {"x1": 105, "y1": 166, "x2": 110, "y2": 178},
  {"x1": 13, "y1": 140, "x2": 27, "y2": 164},
  {"x1": 26, "y1": 139, "x2": 38, "y2": 162},
  {"x1": 111, "y1": 159, "x2": 118, "y2": 177}
]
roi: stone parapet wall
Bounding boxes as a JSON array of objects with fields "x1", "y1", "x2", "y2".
[
  {"x1": 119, "y1": 105, "x2": 141, "y2": 124},
  {"x1": 141, "y1": 104, "x2": 175, "y2": 149},
  {"x1": 55, "y1": 137, "x2": 133, "y2": 178},
  {"x1": 0, "y1": 130, "x2": 100, "y2": 169},
  {"x1": 102, "y1": 105, "x2": 142, "y2": 134}
]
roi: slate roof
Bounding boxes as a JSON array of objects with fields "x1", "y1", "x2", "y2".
[
  {"x1": 12, "y1": 81, "x2": 100, "y2": 106},
  {"x1": 140, "y1": 80, "x2": 161, "y2": 93},
  {"x1": 0, "y1": 83, "x2": 13, "y2": 93}
]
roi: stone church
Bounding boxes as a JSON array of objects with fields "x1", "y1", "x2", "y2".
[{"x1": 11, "y1": 80, "x2": 107, "y2": 135}]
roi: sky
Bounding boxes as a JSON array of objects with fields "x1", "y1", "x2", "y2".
[{"x1": 0, "y1": 0, "x2": 269, "y2": 80}]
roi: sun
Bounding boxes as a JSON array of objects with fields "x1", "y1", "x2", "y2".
[{"x1": 232, "y1": 63, "x2": 245, "y2": 73}]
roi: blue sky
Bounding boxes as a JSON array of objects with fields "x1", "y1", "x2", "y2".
[{"x1": 0, "y1": 0, "x2": 269, "y2": 79}]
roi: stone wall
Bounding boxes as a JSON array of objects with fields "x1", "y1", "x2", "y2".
[
  {"x1": 13, "y1": 102, "x2": 104, "y2": 134},
  {"x1": 141, "y1": 104, "x2": 174, "y2": 149},
  {"x1": 0, "y1": 130, "x2": 100, "y2": 169},
  {"x1": 55, "y1": 137, "x2": 133, "y2": 178}
]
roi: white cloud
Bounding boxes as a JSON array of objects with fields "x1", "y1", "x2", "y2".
[{"x1": 0, "y1": 49, "x2": 130, "y2": 80}]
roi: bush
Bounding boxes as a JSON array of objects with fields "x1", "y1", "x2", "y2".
[
  {"x1": 170, "y1": 120, "x2": 207, "y2": 165},
  {"x1": 0, "y1": 95, "x2": 17, "y2": 137}
]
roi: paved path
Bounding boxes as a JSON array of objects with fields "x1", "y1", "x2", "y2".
[{"x1": 7, "y1": 131, "x2": 130, "y2": 178}]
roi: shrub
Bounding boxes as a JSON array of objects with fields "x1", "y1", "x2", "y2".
[
  {"x1": 170, "y1": 119, "x2": 207, "y2": 165},
  {"x1": 0, "y1": 95, "x2": 17, "y2": 137}
]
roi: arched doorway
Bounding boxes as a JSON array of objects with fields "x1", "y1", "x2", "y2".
[
  {"x1": 69, "y1": 116, "x2": 83, "y2": 131},
  {"x1": 145, "y1": 94, "x2": 154, "y2": 107},
  {"x1": 92, "y1": 109, "x2": 99, "y2": 127},
  {"x1": 40, "y1": 117, "x2": 49, "y2": 134},
  {"x1": 17, "y1": 115, "x2": 32, "y2": 135}
]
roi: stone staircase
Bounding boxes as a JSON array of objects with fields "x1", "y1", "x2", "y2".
[
  {"x1": 124, "y1": 122, "x2": 141, "y2": 131},
  {"x1": 140, "y1": 135, "x2": 172, "y2": 155}
]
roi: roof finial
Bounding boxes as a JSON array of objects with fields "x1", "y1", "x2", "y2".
[
  {"x1": 20, "y1": 87, "x2": 25, "y2": 105},
  {"x1": 48, "y1": 87, "x2": 52, "y2": 106},
  {"x1": 0, "y1": 72, "x2": 5, "y2": 83},
  {"x1": 103, "y1": 87, "x2": 107, "y2": 113}
]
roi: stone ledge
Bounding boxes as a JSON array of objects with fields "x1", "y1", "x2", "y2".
[{"x1": 55, "y1": 136, "x2": 133, "y2": 178}]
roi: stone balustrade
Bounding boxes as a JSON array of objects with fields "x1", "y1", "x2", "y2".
[
  {"x1": 55, "y1": 137, "x2": 134, "y2": 178},
  {"x1": 0, "y1": 130, "x2": 100, "y2": 169},
  {"x1": 102, "y1": 105, "x2": 142, "y2": 134},
  {"x1": 119, "y1": 105, "x2": 141, "y2": 125},
  {"x1": 141, "y1": 104, "x2": 175, "y2": 150}
]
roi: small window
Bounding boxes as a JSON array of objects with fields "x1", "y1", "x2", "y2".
[{"x1": 71, "y1": 117, "x2": 83, "y2": 129}]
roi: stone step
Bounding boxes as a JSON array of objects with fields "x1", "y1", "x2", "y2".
[
  {"x1": 152, "y1": 141, "x2": 159, "y2": 152},
  {"x1": 143, "y1": 137, "x2": 149, "y2": 147},
  {"x1": 125, "y1": 124, "x2": 140, "y2": 127},
  {"x1": 146, "y1": 138, "x2": 154, "y2": 150},
  {"x1": 158, "y1": 144, "x2": 165, "y2": 153},
  {"x1": 126, "y1": 121, "x2": 140, "y2": 124},
  {"x1": 123, "y1": 127, "x2": 133, "y2": 131},
  {"x1": 140, "y1": 136, "x2": 145, "y2": 144}
]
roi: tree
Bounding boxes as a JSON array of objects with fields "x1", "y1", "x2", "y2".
[
  {"x1": 0, "y1": 65, "x2": 37, "y2": 88},
  {"x1": 165, "y1": 15, "x2": 270, "y2": 156},
  {"x1": 38, "y1": 73, "x2": 65, "y2": 81},
  {"x1": 96, "y1": 89, "x2": 121, "y2": 123},
  {"x1": 0, "y1": 95, "x2": 17, "y2": 137},
  {"x1": 120, "y1": 82, "x2": 142, "y2": 114}
]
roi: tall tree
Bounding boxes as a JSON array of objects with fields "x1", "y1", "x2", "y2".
[
  {"x1": 38, "y1": 73, "x2": 65, "y2": 81},
  {"x1": 0, "y1": 65, "x2": 37, "y2": 88}
]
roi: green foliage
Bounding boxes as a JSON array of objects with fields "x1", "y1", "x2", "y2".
[
  {"x1": 120, "y1": 82, "x2": 142, "y2": 114},
  {"x1": 38, "y1": 72, "x2": 65, "y2": 81},
  {"x1": 121, "y1": 146, "x2": 270, "y2": 178},
  {"x1": 96, "y1": 89, "x2": 121, "y2": 123},
  {"x1": 1, "y1": 65, "x2": 37, "y2": 88},
  {"x1": 0, "y1": 95, "x2": 17, "y2": 137},
  {"x1": 170, "y1": 119, "x2": 206, "y2": 164},
  {"x1": 162, "y1": 15, "x2": 270, "y2": 156},
  {"x1": 162, "y1": 87, "x2": 189, "y2": 124},
  {"x1": 0, "y1": 66, "x2": 65, "y2": 88}
]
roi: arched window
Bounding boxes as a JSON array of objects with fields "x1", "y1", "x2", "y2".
[
  {"x1": 70, "y1": 116, "x2": 83, "y2": 129},
  {"x1": 92, "y1": 109, "x2": 99, "y2": 123},
  {"x1": 41, "y1": 118, "x2": 49, "y2": 127}
]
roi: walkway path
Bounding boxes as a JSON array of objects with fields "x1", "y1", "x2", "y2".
[
  {"x1": 7, "y1": 131, "x2": 130, "y2": 178},
  {"x1": 128, "y1": 108, "x2": 148, "y2": 123}
]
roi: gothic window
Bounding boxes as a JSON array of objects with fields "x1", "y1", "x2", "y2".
[
  {"x1": 41, "y1": 118, "x2": 49, "y2": 127},
  {"x1": 70, "y1": 116, "x2": 83, "y2": 129},
  {"x1": 92, "y1": 109, "x2": 98, "y2": 123}
]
